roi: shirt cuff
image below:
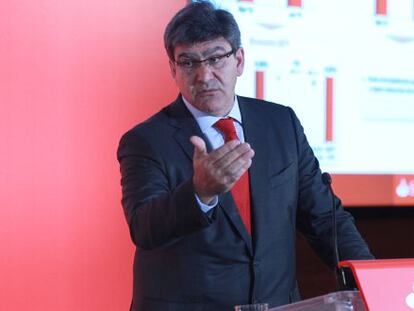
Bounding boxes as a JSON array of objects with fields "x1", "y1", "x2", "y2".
[{"x1": 195, "y1": 194, "x2": 218, "y2": 213}]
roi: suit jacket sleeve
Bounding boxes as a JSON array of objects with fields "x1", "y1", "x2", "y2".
[
  {"x1": 117, "y1": 129, "x2": 212, "y2": 250},
  {"x1": 288, "y1": 107, "x2": 374, "y2": 267}
]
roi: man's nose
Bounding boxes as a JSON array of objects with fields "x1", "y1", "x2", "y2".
[{"x1": 193, "y1": 62, "x2": 214, "y2": 82}]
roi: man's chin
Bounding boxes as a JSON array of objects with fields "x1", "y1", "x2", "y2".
[
  {"x1": 195, "y1": 90, "x2": 219, "y2": 100},
  {"x1": 194, "y1": 98, "x2": 232, "y2": 116},
  {"x1": 194, "y1": 93, "x2": 219, "y2": 106}
]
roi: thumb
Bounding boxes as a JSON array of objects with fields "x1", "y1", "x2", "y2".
[{"x1": 190, "y1": 135, "x2": 207, "y2": 158}]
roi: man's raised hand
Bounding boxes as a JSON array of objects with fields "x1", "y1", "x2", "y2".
[{"x1": 190, "y1": 135, "x2": 254, "y2": 204}]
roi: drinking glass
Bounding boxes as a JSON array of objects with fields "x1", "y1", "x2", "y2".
[{"x1": 234, "y1": 303, "x2": 269, "y2": 311}]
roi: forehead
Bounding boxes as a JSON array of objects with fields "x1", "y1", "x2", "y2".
[{"x1": 173, "y1": 37, "x2": 232, "y2": 59}]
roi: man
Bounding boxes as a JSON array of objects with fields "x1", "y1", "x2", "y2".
[{"x1": 117, "y1": 1, "x2": 373, "y2": 310}]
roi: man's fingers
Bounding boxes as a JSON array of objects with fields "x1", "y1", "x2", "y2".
[
  {"x1": 190, "y1": 136, "x2": 207, "y2": 158},
  {"x1": 222, "y1": 157, "x2": 253, "y2": 188},
  {"x1": 225, "y1": 149, "x2": 254, "y2": 178},
  {"x1": 213, "y1": 143, "x2": 255, "y2": 168},
  {"x1": 191, "y1": 136, "x2": 255, "y2": 195},
  {"x1": 208, "y1": 140, "x2": 241, "y2": 162}
]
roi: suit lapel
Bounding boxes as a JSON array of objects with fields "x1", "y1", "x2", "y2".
[
  {"x1": 167, "y1": 96, "x2": 209, "y2": 160},
  {"x1": 218, "y1": 192, "x2": 253, "y2": 255},
  {"x1": 239, "y1": 97, "x2": 270, "y2": 254}
]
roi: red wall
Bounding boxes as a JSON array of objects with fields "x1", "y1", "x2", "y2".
[{"x1": 0, "y1": 0, "x2": 185, "y2": 309}]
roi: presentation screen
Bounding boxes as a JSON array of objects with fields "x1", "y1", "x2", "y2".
[{"x1": 199, "y1": 0, "x2": 414, "y2": 206}]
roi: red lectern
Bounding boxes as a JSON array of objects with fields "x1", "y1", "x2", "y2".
[
  {"x1": 339, "y1": 259, "x2": 414, "y2": 311},
  {"x1": 270, "y1": 259, "x2": 414, "y2": 311}
]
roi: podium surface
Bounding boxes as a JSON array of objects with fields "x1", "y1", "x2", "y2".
[{"x1": 269, "y1": 291, "x2": 364, "y2": 310}]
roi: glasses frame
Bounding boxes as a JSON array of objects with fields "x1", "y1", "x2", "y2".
[{"x1": 173, "y1": 49, "x2": 237, "y2": 72}]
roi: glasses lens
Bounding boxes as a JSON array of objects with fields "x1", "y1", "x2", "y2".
[{"x1": 176, "y1": 49, "x2": 234, "y2": 73}]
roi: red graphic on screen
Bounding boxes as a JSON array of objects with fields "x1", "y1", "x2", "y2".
[
  {"x1": 255, "y1": 71, "x2": 264, "y2": 100},
  {"x1": 325, "y1": 77, "x2": 334, "y2": 142},
  {"x1": 288, "y1": 0, "x2": 302, "y2": 8},
  {"x1": 376, "y1": 0, "x2": 387, "y2": 15}
]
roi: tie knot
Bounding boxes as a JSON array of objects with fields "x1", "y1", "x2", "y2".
[{"x1": 214, "y1": 117, "x2": 238, "y2": 142}]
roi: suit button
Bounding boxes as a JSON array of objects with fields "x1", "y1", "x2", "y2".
[{"x1": 253, "y1": 260, "x2": 260, "y2": 267}]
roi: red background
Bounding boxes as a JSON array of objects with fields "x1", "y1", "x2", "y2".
[
  {"x1": 1, "y1": 0, "x2": 413, "y2": 310},
  {"x1": 0, "y1": 0, "x2": 185, "y2": 309}
]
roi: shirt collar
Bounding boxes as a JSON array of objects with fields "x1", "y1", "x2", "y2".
[{"x1": 182, "y1": 95, "x2": 242, "y2": 134}]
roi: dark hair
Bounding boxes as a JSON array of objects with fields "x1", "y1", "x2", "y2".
[{"x1": 164, "y1": 1, "x2": 241, "y2": 61}]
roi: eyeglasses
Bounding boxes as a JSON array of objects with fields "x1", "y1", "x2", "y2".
[{"x1": 174, "y1": 49, "x2": 236, "y2": 73}]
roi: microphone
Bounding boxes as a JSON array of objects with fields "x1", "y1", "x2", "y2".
[{"x1": 321, "y1": 172, "x2": 347, "y2": 290}]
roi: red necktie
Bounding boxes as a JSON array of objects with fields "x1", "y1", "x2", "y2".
[{"x1": 214, "y1": 118, "x2": 251, "y2": 234}]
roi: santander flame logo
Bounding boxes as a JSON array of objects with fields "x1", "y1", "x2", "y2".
[
  {"x1": 396, "y1": 178, "x2": 414, "y2": 198},
  {"x1": 406, "y1": 284, "x2": 414, "y2": 309}
]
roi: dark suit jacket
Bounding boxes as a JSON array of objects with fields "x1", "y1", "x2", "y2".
[{"x1": 117, "y1": 95, "x2": 373, "y2": 311}]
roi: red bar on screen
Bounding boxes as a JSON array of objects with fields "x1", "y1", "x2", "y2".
[
  {"x1": 288, "y1": 0, "x2": 302, "y2": 7},
  {"x1": 255, "y1": 71, "x2": 264, "y2": 100},
  {"x1": 325, "y1": 77, "x2": 333, "y2": 142},
  {"x1": 376, "y1": 0, "x2": 387, "y2": 15}
]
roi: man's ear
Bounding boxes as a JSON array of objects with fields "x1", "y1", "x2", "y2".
[
  {"x1": 235, "y1": 48, "x2": 245, "y2": 77},
  {"x1": 169, "y1": 60, "x2": 176, "y2": 79}
]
